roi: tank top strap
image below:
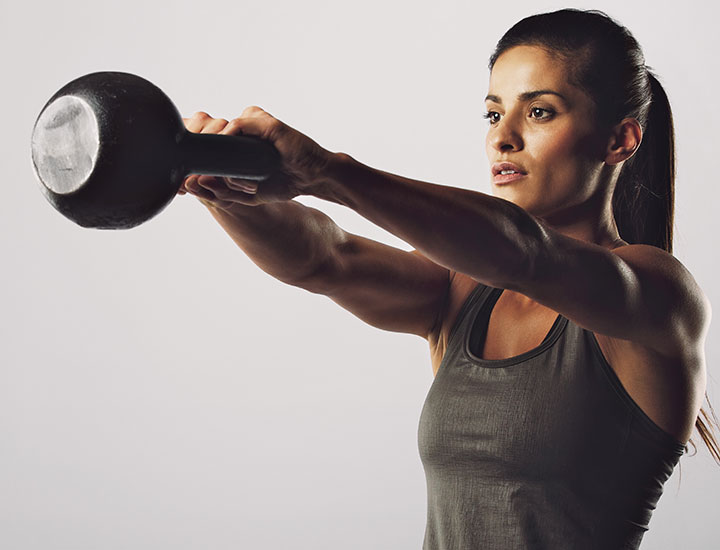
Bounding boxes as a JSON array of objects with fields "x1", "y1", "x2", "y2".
[{"x1": 441, "y1": 282, "x2": 495, "y2": 362}]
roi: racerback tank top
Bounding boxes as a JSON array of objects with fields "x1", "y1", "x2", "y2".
[{"x1": 417, "y1": 282, "x2": 686, "y2": 550}]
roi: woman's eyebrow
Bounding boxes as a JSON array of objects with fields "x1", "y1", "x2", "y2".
[{"x1": 485, "y1": 90, "x2": 568, "y2": 104}]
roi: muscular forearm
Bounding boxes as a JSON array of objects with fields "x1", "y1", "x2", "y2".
[
  {"x1": 311, "y1": 153, "x2": 540, "y2": 287},
  {"x1": 202, "y1": 200, "x2": 345, "y2": 289}
]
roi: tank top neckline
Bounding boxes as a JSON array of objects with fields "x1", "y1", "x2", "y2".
[{"x1": 462, "y1": 285, "x2": 569, "y2": 368}]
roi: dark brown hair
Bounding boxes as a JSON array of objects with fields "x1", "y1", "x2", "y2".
[{"x1": 488, "y1": 8, "x2": 719, "y2": 465}]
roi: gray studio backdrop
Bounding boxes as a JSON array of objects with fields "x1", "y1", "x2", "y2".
[{"x1": 2, "y1": 0, "x2": 718, "y2": 548}]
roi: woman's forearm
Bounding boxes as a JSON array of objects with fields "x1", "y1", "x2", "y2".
[
  {"x1": 203, "y1": 200, "x2": 345, "y2": 290},
  {"x1": 311, "y1": 153, "x2": 540, "y2": 287}
]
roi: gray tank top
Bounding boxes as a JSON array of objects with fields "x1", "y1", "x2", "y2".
[{"x1": 418, "y1": 282, "x2": 686, "y2": 550}]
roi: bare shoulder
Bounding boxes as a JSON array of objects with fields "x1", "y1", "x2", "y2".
[{"x1": 612, "y1": 244, "x2": 712, "y2": 354}]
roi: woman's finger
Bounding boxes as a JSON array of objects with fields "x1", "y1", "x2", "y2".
[
  {"x1": 185, "y1": 176, "x2": 218, "y2": 202},
  {"x1": 196, "y1": 175, "x2": 224, "y2": 190},
  {"x1": 199, "y1": 117, "x2": 229, "y2": 134},
  {"x1": 183, "y1": 111, "x2": 214, "y2": 133},
  {"x1": 196, "y1": 176, "x2": 260, "y2": 203},
  {"x1": 222, "y1": 113, "x2": 280, "y2": 141},
  {"x1": 185, "y1": 179, "x2": 260, "y2": 208},
  {"x1": 225, "y1": 177, "x2": 258, "y2": 194},
  {"x1": 240, "y1": 105, "x2": 271, "y2": 118}
]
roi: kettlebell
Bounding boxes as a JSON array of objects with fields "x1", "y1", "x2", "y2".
[{"x1": 31, "y1": 71, "x2": 280, "y2": 229}]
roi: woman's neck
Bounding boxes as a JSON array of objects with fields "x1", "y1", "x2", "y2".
[{"x1": 538, "y1": 191, "x2": 624, "y2": 249}]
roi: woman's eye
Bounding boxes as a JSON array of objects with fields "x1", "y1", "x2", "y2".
[
  {"x1": 530, "y1": 107, "x2": 554, "y2": 120},
  {"x1": 482, "y1": 111, "x2": 500, "y2": 125}
]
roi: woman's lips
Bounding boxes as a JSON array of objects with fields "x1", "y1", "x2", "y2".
[{"x1": 493, "y1": 171, "x2": 527, "y2": 184}]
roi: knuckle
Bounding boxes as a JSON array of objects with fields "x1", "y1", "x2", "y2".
[
  {"x1": 192, "y1": 111, "x2": 211, "y2": 120},
  {"x1": 241, "y1": 105, "x2": 262, "y2": 116},
  {"x1": 200, "y1": 118, "x2": 229, "y2": 135},
  {"x1": 223, "y1": 118, "x2": 244, "y2": 135}
]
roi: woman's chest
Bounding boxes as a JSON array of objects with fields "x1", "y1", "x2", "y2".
[{"x1": 430, "y1": 273, "x2": 698, "y2": 445}]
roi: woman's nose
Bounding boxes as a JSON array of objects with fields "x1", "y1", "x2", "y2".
[{"x1": 489, "y1": 117, "x2": 523, "y2": 152}]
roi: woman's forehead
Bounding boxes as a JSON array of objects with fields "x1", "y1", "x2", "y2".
[{"x1": 488, "y1": 45, "x2": 577, "y2": 98}]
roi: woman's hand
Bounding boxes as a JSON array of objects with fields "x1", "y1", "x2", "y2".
[{"x1": 179, "y1": 107, "x2": 334, "y2": 211}]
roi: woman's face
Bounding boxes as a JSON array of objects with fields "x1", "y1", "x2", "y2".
[{"x1": 484, "y1": 45, "x2": 609, "y2": 220}]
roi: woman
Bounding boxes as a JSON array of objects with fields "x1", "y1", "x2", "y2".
[{"x1": 179, "y1": 8, "x2": 718, "y2": 549}]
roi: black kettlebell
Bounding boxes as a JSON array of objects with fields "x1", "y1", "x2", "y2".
[{"x1": 30, "y1": 71, "x2": 280, "y2": 229}]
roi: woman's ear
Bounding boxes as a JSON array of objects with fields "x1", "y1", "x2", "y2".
[{"x1": 604, "y1": 117, "x2": 643, "y2": 165}]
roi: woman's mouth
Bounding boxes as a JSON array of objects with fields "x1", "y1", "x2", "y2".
[
  {"x1": 492, "y1": 170, "x2": 527, "y2": 184},
  {"x1": 491, "y1": 162, "x2": 528, "y2": 185}
]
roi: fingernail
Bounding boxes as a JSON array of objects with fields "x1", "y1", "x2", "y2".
[{"x1": 228, "y1": 178, "x2": 258, "y2": 193}]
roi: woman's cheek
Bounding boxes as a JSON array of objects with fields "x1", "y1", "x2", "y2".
[{"x1": 535, "y1": 123, "x2": 578, "y2": 159}]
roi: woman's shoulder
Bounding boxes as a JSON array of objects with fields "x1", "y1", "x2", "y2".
[{"x1": 612, "y1": 244, "x2": 711, "y2": 348}]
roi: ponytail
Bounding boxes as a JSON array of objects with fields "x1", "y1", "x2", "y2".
[{"x1": 612, "y1": 68, "x2": 674, "y2": 253}]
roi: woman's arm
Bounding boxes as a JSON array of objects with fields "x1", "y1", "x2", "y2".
[
  {"x1": 313, "y1": 152, "x2": 711, "y2": 358},
  {"x1": 188, "y1": 107, "x2": 710, "y2": 358},
  {"x1": 314, "y1": 153, "x2": 531, "y2": 289},
  {"x1": 192, "y1": 196, "x2": 451, "y2": 339},
  {"x1": 181, "y1": 111, "x2": 451, "y2": 341}
]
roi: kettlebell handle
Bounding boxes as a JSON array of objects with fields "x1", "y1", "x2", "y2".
[{"x1": 179, "y1": 131, "x2": 280, "y2": 182}]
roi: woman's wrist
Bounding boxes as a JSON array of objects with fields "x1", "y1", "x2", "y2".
[{"x1": 305, "y1": 151, "x2": 358, "y2": 206}]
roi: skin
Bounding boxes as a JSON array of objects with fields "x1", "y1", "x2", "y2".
[
  {"x1": 484, "y1": 45, "x2": 623, "y2": 245},
  {"x1": 179, "y1": 45, "x2": 710, "y2": 445}
]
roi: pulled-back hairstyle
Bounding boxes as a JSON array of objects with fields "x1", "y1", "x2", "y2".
[{"x1": 488, "y1": 8, "x2": 719, "y2": 465}]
